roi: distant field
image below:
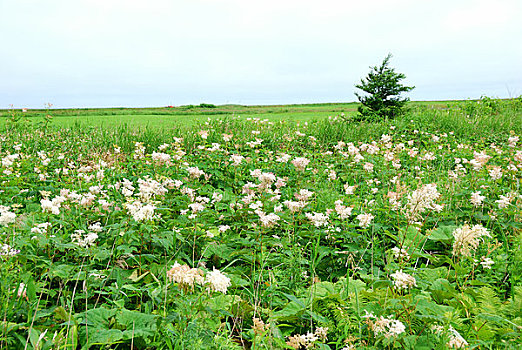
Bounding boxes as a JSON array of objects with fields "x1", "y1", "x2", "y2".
[{"x1": 0, "y1": 101, "x2": 456, "y2": 128}]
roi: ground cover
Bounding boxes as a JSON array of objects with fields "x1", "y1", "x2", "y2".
[
  {"x1": 0, "y1": 101, "x2": 458, "y2": 129},
  {"x1": 1, "y1": 97, "x2": 522, "y2": 349}
]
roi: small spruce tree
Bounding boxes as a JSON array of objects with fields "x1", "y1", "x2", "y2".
[{"x1": 355, "y1": 54, "x2": 414, "y2": 121}]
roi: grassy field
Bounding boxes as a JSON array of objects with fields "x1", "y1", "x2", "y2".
[
  {"x1": 1, "y1": 97, "x2": 522, "y2": 349},
  {"x1": 0, "y1": 101, "x2": 458, "y2": 129}
]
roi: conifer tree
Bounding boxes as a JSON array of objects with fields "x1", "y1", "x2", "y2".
[{"x1": 355, "y1": 54, "x2": 414, "y2": 121}]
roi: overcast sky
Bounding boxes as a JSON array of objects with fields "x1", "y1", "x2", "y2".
[{"x1": 1, "y1": 0, "x2": 521, "y2": 108}]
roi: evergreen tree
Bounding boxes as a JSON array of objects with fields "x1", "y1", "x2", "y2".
[{"x1": 355, "y1": 54, "x2": 414, "y2": 121}]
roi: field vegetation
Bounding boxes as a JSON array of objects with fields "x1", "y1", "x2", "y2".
[{"x1": 1, "y1": 97, "x2": 522, "y2": 349}]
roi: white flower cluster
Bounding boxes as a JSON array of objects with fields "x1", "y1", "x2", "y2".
[
  {"x1": 334, "y1": 200, "x2": 353, "y2": 219},
  {"x1": 495, "y1": 192, "x2": 516, "y2": 209},
  {"x1": 405, "y1": 183, "x2": 442, "y2": 223},
  {"x1": 286, "y1": 327, "x2": 328, "y2": 349},
  {"x1": 470, "y1": 191, "x2": 486, "y2": 207},
  {"x1": 391, "y1": 247, "x2": 410, "y2": 260},
  {"x1": 230, "y1": 154, "x2": 244, "y2": 166},
  {"x1": 291, "y1": 157, "x2": 310, "y2": 171},
  {"x1": 306, "y1": 212, "x2": 329, "y2": 227},
  {"x1": 137, "y1": 178, "x2": 167, "y2": 201},
  {"x1": 356, "y1": 212, "x2": 374, "y2": 228},
  {"x1": 276, "y1": 153, "x2": 291, "y2": 163},
  {"x1": 362, "y1": 311, "x2": 406, "y2": 339},
  {"x1": 447, "y1": 327, "x2": 469, "y2": 348},
  {"x1": 508, "y1": 135, "x2": 519, "y2": 148},
  {"x1": 2, "y1": 153, "x2": 19, "y2": 169},
  {"x1": 124, "y1": 201, "x2": 157, "y2": 222},
  {"x1": 0, "y1": 243, "x2": 20, "y2": 256},
  {"x1": 488, "y1": 166, "x2": 502, "y2": 180},
  {"x1": 167, "y1": 262, "x2": 205, "y2": 289},
  {"x1": 206, "y1": 268, "x2": 232, "y2": 293},
  {"x1": 452, "y1": 224, "x2": 491, "y2": 257},
  {"x1": 390, "y1": 270, "x2": 417, "y2": 290},
  {"x1": 151, "y1": 152, "x2": 172, "y2": 166},
  {"x1": 133, "y1": 142, "x2": 146, "y2": 159},
  {"x1": 256, "y1": 211, "x2": 281, "y2": 228},
  {"x1": 470, "y1": 151, "x2": 491, "y2": 170},
  {"x1": 40, "y1": 196, "x2": 67, "y2": 215},
  {"x1": 71, "y1": 229, "x2": 98, "y2": 248},
  {"x1": 167, "y1": 263, "x2": 231, "y2": 294},
  {"x1": 31, "y1": 222, "x2": 52, "y2": 235},
  {"x1": 432, "y1": 325, "x2": 468, "y2": 349},
  {"x1": 187, "y1": 166, "x2": 205, "y2": 179},
  {"x1": 0, "y1": 205, "x2": 16, "y2": 227}
]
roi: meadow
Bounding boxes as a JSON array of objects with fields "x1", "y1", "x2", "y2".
[{"x1": 1, "y1": 97, "x2": 522, "y2": 349}]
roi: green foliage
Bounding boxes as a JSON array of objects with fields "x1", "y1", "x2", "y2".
[
  {"x1": 355, "y1": 54, "x2": 414, "y2": 121},
  {"x1": 0, "y1": 99, "x2": 521, "y2": 348}
]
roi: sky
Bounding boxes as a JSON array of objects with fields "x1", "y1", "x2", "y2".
[{"x1": 1, "y1": 0, "x2": 521, "y2": 108}]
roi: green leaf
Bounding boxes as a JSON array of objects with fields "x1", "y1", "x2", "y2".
[
  {"x1": 86, "y1": 329, "x2": 123, "y2": 347},
  {"x1": 427, "y1": 225, "x2": 456, "y2": 242}
]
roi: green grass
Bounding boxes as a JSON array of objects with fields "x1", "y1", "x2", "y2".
[{"x1": 0, "y1": 101, "x2": 462, "y2": 129}]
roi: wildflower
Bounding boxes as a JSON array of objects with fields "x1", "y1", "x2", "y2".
[
  {"x1": 187, "y1": 166, "x2": 205, "y2": 179},
  {"x1": 88, "y1": 222, "x2": 103, "y2": 232},
  {"x1": 452, "y1": 224, "x2": 491, "y2": 257},
  {"x1": 508, "y1": 135, "x2": 519, "y2": 148},
  {"x1": 230, "y1": 154, "x2": 244, "y2": 166},
  {"x1": 283, "y1": 200, "x2": 306, "y2": 213},
  {"x1": 390, "y1": 270, "x2": 417, "y2": 290},
  {"x1": 258, "y1": 212, "x2": 280, "y2": 228},
  {"x1": 222, "y1": 133, "x2": 233, "y2": 142},
  {"x1": 471, "y1": 151, "x2": 491, "y2": 170},
  {"x1": 495, "y1": 194, "x2": 513, "y2": 209},
  {"x1": 188, "y1": 202, "x2": 205, "y2": 213},
  {"x1": 133, "y1": 142, "x2": 146, "y2": 159},
  {"x1": 334, "y1": 200, "x2": 353, "y2": 219},
  {"x1": 0, "y1": 243, "x2": 20, "y2": 256},
  {"x1": 206, "y1": 268, "x2": 231, "y2": 293},
  {"x1": 470, "y1": 191, "x2": 485, "y2": 207},
  {"x1": 158, "y1": 143, "x2": 170, "y2": 151},
  {"x1": 0, "y1": 206, "x2": 16, "y2": 226},
  {"x1": 252, "y1": 317, "x2": 270, "y2": 335},
  {"x1": 294, "y1": 189, "x2": 314, "y2": 201},
  {"x1": 363, "y1": 162, "x2": 374, "y2": 172},
  {"x1": 480, "y1": 256, "x2": 494, "y2": 269},
  {"x1": 314, "y1": 327, "x2": 328, "y2": 341},
  {"x1": 286, "y1": 332, "x2": 318, "y2": 349},
  {"x1": 391, "y1": 247, "x2": 409, "y2": 260},
  {"x1": 447, "y1": 327, "x2": 468, "y2": 349},
  {"x1": 344, "y1": 184, "x2": 356, "y2": 195},
  {"x1": 124, "y1": 201, "x2": 157, "y2": 222},
  {"x1": 211, "y1": 192, "x2": 223, "y2": 203},
  {"x1": 31, "y1": 222, "x2": 51, "y2": 235},
  {"x1": 71, "y1": 230, "x2": 98, "y2": 248},
  {"x1": 488, "y1": 166, "x2": 502, "y2": 180},
  {"x1": 17, "y1": 283, "x2": 26, "y2": 298},
  {"x1": 246, "y1": 138, "x2": 263, "y2": 148},
  {"x1": 40, "y1": 197, "x2": 66, "y2": 215},
  {"x1": 291, "y1": 157, "x2": 310, "y2": 171},
  {"x1": 405, "y1": 183, "x2": 442, "y2": 223},
  {"x1": 356, "y1": 213, "x2": 374, "y2": 228},
  {"x1": 151, "y1": 152, "x2": 172, "y2": 165},
  {"x1": 218, "y1": 225, "x2": 230, "y2": 233},
  {"x1": 276, "y1": 153, "x2": 291, "y2": 163},
  {"x1": 306, "y1": 212, "x2": 329, "y2": 227},
  {"x1": 167, "y1": 262, "x2": 204, "y2": 289},
  {"x1": 363, "y1": 313, "x2": 406, "y2": 338},
  {"x1": 198, "y1": 130, "x2": 209, "y2": 139}
]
